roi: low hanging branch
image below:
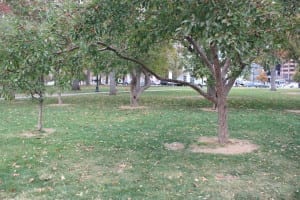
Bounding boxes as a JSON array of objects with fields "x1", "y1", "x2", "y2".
[
  {"x1": 185, "y1": 36, "x2": 215, "y2": 77},
  {"x1": 95, "y1": 41, "x2": 217, "y2": 104},
  {"x1": 55, "y1": 45, "x2": 79, "y2": 55}
]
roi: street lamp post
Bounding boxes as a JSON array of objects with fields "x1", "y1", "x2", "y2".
[
  {"x1": 95, "y1": 74, "x2": 99, "y2": 92},
  {"x1": 252, "y1": 68, "x2": 254, "y2": 83}
]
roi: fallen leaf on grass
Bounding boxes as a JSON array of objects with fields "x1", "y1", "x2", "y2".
[
  {"x1": 28, "y1": 178, "x2": 35, "y2": 183},
  {"x1": 12, "y1": 162, "x2": 21, "y2": 169},
  {"x1": 215, "y1": 173, "x2": 238, "y2": 181},
  {"x1": 35, "y1": 187, "x2": 53, "y2": 193},
  {"x1": 76, "y1": 192, "x2": 83, "y2": 197},
  {"x1": 193, "y1": 182, "x2": 199, "y2": 187},
  {"x1": 164, "y1": 142, "x2": 185, "y2": 151},
  {"x1": 39, "y1": 174, "x2": 52, "y2": 181}
]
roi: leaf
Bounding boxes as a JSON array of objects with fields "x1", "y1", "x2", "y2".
[
  {"x1": 201, "y1": 176, "x2": 208, "y2": 182},
  {"x1": 28, "y1": 178, "x2": 35, "y2": 183}
]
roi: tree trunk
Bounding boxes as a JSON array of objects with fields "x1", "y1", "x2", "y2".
[
  {"x1": 130, "y1": 68, "x2": 151, "y2": 107},
  {"x1": 270, "y1": 67, "x2": 277, "y2": 91},
  {"x1": 57, "y1": 90, "x2": 63, "y2": 105},
  {"x1": 105, "y1": 74, "x2": 109, "y2": 85},
  {"x1": 37, "y1": 97, "x2": 43, "y2": 132},
  {"x1": 130, "y1": 70, "x2": 140, "y2": 107},
  {"x1": 109, "y1": 70, "x2": 117, "y2": 95},
  {"x1": 86, "y1": 69, "x2": 91, "y2": 86},
  {"x1": 72, "y1": 79, "x2": 80, "y2": 90},
  {"x1": 130, "y1": 88, "x2": 139, "y2": 107},
  {"x1": 207, "y1": 84, "x2": 217, "y2": 110},
  {"x1": 217, "y1": 95, "x2": 229, "y2": 144}
]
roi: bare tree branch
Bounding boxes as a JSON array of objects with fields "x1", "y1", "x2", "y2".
[
  {"x1": 185, "y1": 36, "x2": 215, "y2": 77},
  {"x1": 222, "y1": 58, "x2": 231, "y2": 78},
  {"x1": 210, "y1": 43, "x2": 224, "y2": 94},
  {"x1": 55, "y1": 45, "x2": 79, "y2": 55},
  {"x1": 138, "y1": 70, "x2": 151, "y2": 95},
  {"x1": 210, "y1": 43, "x2": 221, "y2": 73},
  {"x1": 224, "y1": 54, "x2": 247, "y2": 95},
  {"x1": 96, "y1": 41, "x2": 217, "y2": 104}
]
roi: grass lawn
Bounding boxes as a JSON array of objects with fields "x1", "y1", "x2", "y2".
[{"x1": 0, "y1": 87, "x2": 299, "y2": 199}]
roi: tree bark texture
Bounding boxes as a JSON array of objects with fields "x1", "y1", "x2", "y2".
[
  {"x1": 217, "y1": 95, "x2": 229, "y2": 144},
  {"x1": 207, "y1": 84, "x2": 217, "y2": 110},
  {"x1": 72, "y1": 79, "x2": 80, "y2": 90},
  {"x1": 105, "y1": 73, "x2": 109, "y2": 85},
  {"x1": 57, "y1": 90, "x2": 63, "y2": 105},
  {"x1": 270, "y1": 67, "x2": 277, "y2": 91},
  {"x1": 86, "y1": 69, "x2": 91, "y2": 86},
  {"x1": 109, "y1": 70, "x2": 117, "y2": 95},
  {"x1": 130, "y1": 71, "x2": 139, "y2": 107},
  {"x1": 37, "y1": 97, "x2": 43, "y2": 131},
  {"x1": 130, "y1": 68, "x2": 151, "y2": 107}
]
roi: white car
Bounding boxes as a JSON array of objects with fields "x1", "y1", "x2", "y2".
[
  {"x1": 283, "y1": 82, "x2": 299, "y2": 88},
  {"x1": 46, "y1": 81, "x2": 55, "y2": 86}
]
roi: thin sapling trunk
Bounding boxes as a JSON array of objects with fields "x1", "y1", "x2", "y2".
[
  {"x1": 57, "y1": 90, "x2": 63, "y2": 105},
  {"x1": 37, "y1": 95, "x2": 44, "y2": 132}
]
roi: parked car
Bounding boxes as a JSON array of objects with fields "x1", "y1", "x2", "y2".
[
  {"x1": 243, "y1": 82, "x2": 255, "y2": 87},
  {"x1": 46, "y1": 81, "x2": 55, "y2": 86},
  {"x1": 160, "y1": 80, "x2": 183, "y2": 86},
  {"x1": 283, "y1": 82, "x2": 299, "y2": 88},
  {"x1": 254, "y1": 82, "x2": 269, "y2": 88}
]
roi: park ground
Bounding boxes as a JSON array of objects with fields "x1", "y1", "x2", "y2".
[{"x1": 0, "y1": 87, "x2": 299, "y2": 199}]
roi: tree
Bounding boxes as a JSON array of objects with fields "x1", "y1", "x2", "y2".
[
  {"x1": 0, "y1": 19, "x2": 54, "y2": 131},
  {"x1": 73, "y1": 2, "x2": 170, "y2": 106},
  {"x1": 128, "y1": 44, "x2": 171, "y2": 107},
  {"x1": 0, "y1": 0, "x2": 79, "y2": 129},
  {"x1": 73, "y1": 0, "x2": 292, "y2": 144},
  {"x1": 256, "y1": 70, "x2": 268, "y2": 84},
  {"x1": 293, "y1": 67, "x2": 300, "y2": 86},
  {"x1": 137, "y1": 0, "x2": 295, "y2": 143}
]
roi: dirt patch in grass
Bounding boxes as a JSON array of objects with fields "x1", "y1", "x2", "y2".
[
  {"x1": 20, "y1": 128, "x2": 56, "y2": 138},
  {"x1": 286, "y1": 92, "x2": 300, "y2": 96},
  {"x1": 200, "y1": 107, "x2": 218, "y2": 112},
  {"x1": 164, "y1": 142, "x2": 185, "y2": 150},
  {"x1": 35, "y1": 187, "x2": 54, "y2": 193},
  {"x1": 215, "y1": 173, "x2": 239, "y2": 181},
  {"x1": 173, "y1": 96, "x2": 204, "y2": 99},
  {"x1": 67, "y1": 162, "x2": 102, "y2": 182},
  {"x1": 165, "y1": 171, "x2": 183, "y2": 180},
  {"x1": 190, "y1": 136, "x2": 259, "y2": 155},
  {"x1": 75, "y1": 143, "x2": 95, "y2": 152},
  {"x1": 285, "y1": 109, "x2": 300, "y2": 114},
  {"x1": 115, "y1": 162, "x2": 132, "y2": 173},
  {"x1": 119, "y1": 105, "x2": 147, "y2": 110},
  {"x1": 47, "y1": 104, "x2": 72, "y2": 107}
]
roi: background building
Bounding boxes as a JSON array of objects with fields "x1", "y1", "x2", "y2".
[{"x1": 280, "y1": 60, "x2": 298, "y2": 83}]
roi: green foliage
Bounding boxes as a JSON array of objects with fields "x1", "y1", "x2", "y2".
[
  {"x1": 293, "y1": 69, "x2": 300, "y2": 83},
  {"x1": 0, "y1": 18, "x2": 54, "y2": 98},
  {"x1": 73, "y1": 0, "x2": 294, "y2": 89}
]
